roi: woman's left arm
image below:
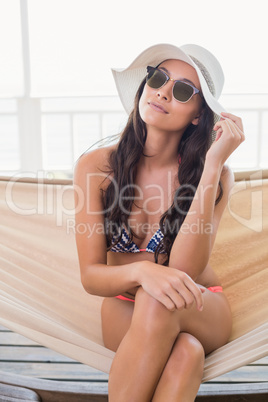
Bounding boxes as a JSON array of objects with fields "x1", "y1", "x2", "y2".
[{"x1": 169, "y1": 112, "x2": 245, "y2": 279}]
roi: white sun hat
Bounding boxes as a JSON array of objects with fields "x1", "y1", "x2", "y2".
[{"x1": 112, "y1": 43, "x2": 226, "y2": 117}]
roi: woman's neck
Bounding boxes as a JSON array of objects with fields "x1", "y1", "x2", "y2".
[{"x1": 141, "y1": 126, "x2": 183, "y2": 170}]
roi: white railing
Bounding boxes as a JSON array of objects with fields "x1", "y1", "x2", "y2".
[{"x1": 0, "y1": 94, "x2": 267, "y2": 178}]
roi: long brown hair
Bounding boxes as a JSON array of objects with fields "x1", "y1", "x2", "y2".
[{"x1": 103, "y1": 77, "x2": 222, "y2": 265}]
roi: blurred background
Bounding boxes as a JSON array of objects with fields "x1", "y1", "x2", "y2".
[{"x1": 0, "y1": 0, "x2": 267, "y2": 179}]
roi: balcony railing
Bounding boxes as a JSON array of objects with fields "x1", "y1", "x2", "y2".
[{"x1": 0, "y1": 94, "x2": 267, "y2": 178}]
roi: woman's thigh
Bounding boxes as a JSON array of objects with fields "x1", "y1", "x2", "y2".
[
  {"x1": 174, "y1": 289, "x2": 232, "y2": 354},
  {"x1": 131, "y1": 287, "x2": 232, "y2": 354},
  {"x1": 101, "y1": 297, "x2": 134, "y2": 352},
  {"x1": 101, "y1": 289, "x2": 232, "y2": 355}
]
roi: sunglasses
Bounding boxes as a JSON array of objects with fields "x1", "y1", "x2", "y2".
[{"x1": 146, "y1": 66, "x2": 202, "y2": 103}]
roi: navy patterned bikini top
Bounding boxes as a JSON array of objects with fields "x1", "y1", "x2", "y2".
[{"x1": 110, "y1": 227, "x2": 165, "y2": 253}]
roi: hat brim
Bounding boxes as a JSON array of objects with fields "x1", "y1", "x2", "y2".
[{"x1": 112, "y1": 43, "x2": 226, "y2": 117}]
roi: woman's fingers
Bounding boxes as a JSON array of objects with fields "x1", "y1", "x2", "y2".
[
  {"x1": 212, "y1": 114, "x2": 245, "y2": 164},
  {"x1": 214, "y1": 118, "x2": 239, "y2": 137},
  {"x1": 141, "y1": 263, "x2": 204, "y2": 312},
  {"x1": 165, "y1": 286, "x2": 194, "y2": 311},
  {"x1": 225, "y1": 119, "x2": 245, "y2": 141},
  {"x1": 158, "y1": 293, "x2": 177, "y2": 312},
  {"x1": 221, "y1": 112, "x2": 244, "y2": 132},
  {"x1": 167, "y1": 272, "x2": 204, "y2": 312},
  {"x1": 182, "y1": 274, "x2": 204, "y2": 311},
  {"x1": 160, "y1": 287, "x2": 197, "y2": 312},
  {"x1": 214, "y1": 112, "x2": 245, "y2": 141}
]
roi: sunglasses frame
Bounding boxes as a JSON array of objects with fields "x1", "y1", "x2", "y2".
[{"x1": 146, "y1": 66, "x2": 202, "y2": 103}]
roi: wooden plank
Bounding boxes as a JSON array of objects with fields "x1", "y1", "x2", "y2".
[
  {"x1": 0, "y1": 363, "x2": 108, "y2": 381},
  {"x1": 0, "y1": 333, "x2": 39, "y2": 346},
  {"x1": 197, "y1": 382, "x2": 268, "y2": 401},
  {"x1": 208, "y1": 365, "x2": 268, "y2": 383},
  {"x1": 1, "y1": 371, "x2": 268, "y2": 402},
  {"x1": 0, "y1": 350, "x2": 267, "y2": 382},
  {"x1": 1, "y1": 361, "x2": 267, "y2": 383},
  {"x1": 0, "y1": 325, "x2": 267, "y2": 399},
  {"x1": 0, "y1": 375, "x2": 108, "y2": 402},
  {"x1": 0, "y1": 383, "x2": 41, "y2": 401},
  {"x1": 250, "y1": 356, "x2": 268, "y2": 365},
  {"x1": 0, "y1": 326, "x2": 10, "y2": 332},
  {"x1": 0, "y1": 346, "x2": 74, "y2": 362},
  {"x1": 1, "y1": 342, "x2": 267, "y2": 383},
  {"x1": 210, "y1": 364, "x2": 265, "y2": 384}
]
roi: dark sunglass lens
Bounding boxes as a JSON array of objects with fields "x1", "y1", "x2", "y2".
[
  {"x1": 173, "y1": 81, "x2": 194, "y2": 102},
  {"x1": 147, "y1": 69, "x2": 167, "y2": 89}
]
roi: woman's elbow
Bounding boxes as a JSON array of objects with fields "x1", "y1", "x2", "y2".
[
  {"x1": 81, "y1": 275, "x2": 94, "y2": 295},
  {"x1": 80, "y1": 265, "x2": 99, "y2": 295}
]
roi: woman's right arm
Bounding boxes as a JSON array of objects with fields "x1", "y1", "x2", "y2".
[{"x1": 74, "y1": 149, "x2": 140, "y2": 297}]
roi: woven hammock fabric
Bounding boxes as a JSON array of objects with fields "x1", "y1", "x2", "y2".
[{"x1": 0, "y1": 172, "x2": 267, "y2": 382}]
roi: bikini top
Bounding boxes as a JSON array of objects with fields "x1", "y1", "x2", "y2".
[{"x1": 110, "y1": 227, "x2": 165, "y2": 253}]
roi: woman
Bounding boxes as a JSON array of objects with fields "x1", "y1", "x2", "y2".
[{"x1": 74, "y1": 43, "x2": 245, "y2": 401}]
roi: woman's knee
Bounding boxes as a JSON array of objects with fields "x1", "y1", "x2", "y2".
[
  {"x1": 132, "y1": 288, "x2": 180, "y2": 339},
  {"x1": 178, "y1": 333, "x2": 204, "y2": 361},
  {"x1": 168, "y1": 333, "x2": 205, "y2": 375}
]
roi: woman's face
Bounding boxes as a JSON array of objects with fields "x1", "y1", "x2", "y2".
[{"x1": 139, "y1": 59, "x2": 203, "y2": 133}]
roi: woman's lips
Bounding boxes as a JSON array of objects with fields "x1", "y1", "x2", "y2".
[{"x1": 148, "y1": 102, "x2": 168, "y2": 114}]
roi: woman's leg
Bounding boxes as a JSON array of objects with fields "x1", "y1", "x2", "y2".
[
  {"x1": 106, "y1": 291, "x2": 181, "y2": 402},
  {"x1": 102, "y1": 288, "x2": 232, "y2": 402},
  {"x1": 152, "y1": 333, "x2": 204, "y2": 402}
]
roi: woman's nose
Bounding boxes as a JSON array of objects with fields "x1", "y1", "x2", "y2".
[{"x1": 157, "y1": 82, "x2": 173, "y2": 101}]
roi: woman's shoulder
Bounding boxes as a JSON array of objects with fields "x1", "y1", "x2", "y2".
[
  {"x1": 75, "y1": 144, "x2": 116, "y2": 174},
  {"x1": 73, "y1": 144, "x2": 117, "y2": 192}
]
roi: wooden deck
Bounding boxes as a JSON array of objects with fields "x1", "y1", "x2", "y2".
[{"x1": 0, "y1": 325, "x2": 267, "y2": 401}]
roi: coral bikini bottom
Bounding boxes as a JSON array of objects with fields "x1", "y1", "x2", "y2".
[{"x1": 115, "y1": 286, "x2": 223, "y2": 302}]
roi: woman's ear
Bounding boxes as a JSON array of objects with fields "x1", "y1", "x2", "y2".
[
  {"x1": 191, "y1": 108, "x2": 203, "y2": 126},
  {"x1": 191, "y1": 115, "x2": 200, "y2": 126}
]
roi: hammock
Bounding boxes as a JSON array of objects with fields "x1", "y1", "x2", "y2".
[{"x1": 0, "y1": 172, "x2": 267, "y2": 383}]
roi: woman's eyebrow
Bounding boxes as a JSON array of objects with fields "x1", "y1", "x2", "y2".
[{"x1": 160, "y1": 66, "x2": 197, "y2": 87}]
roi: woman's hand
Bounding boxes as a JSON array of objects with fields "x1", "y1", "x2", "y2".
[
  {"x1": 206, "y1": 112, "x2": 245, "y2": 167},
  {"x1": 136, "y1": 261, "x2": 204, "y2": 312}
]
